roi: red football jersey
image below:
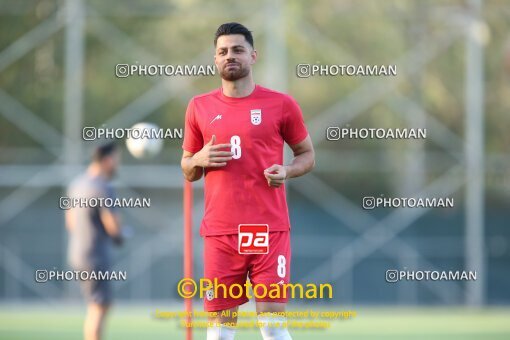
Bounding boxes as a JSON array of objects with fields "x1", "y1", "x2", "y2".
[{"x1": 182, "y1": 85, "x2": 309, "y2": 236}]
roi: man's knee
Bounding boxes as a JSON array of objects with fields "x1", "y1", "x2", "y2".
[
  {"x1": 256, "y1": 301, "x2": 286, "y2": 314},
  {"x1": 256, "y1": 303, "x2": 292, "y2": 340},
  {"x1": 208, "y1": 306, "x2": 238, "y2": 324},
  {"x1": 87, "y1": 303, "x2": 110, "y2": 321}
]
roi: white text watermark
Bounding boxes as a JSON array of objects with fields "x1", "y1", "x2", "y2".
[
  {"x1": 59, "y1": 197, "x2": 150, "y2": 210},
  {"x1": 386, "y1": 270, "x2": 476, "y2": 283},
  {"x1": 297, "y1": 64, "x2": 397, "y2": 78},
  {"x1": 35, "y1": 270, "x2": 127, "y2": 282},
  {"x1": 83, "y1": 127, "x2": 182, "y2": 141},
  {"x1": 326, "y1": 127, "x2": 426, "y2": 140},
  {"x1": 116, "y1": 64, "x2": 215, "y2": 78},
  {"x1": 363, "y1": 196, "x2": 454, "y2": 209}
]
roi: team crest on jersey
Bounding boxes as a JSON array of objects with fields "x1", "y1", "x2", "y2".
[{"x1": 250, "y1": 109, "x2": 262, "y2": 125}]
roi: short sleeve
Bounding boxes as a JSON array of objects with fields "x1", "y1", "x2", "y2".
[
  {"x1": 182, "y1": 98, "x2": 204, "y2": 153},
  {"x1": 281, "y1": 96, "x2": 309, "y2": 145}
]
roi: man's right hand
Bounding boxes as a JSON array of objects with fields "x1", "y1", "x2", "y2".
[{"x1": 192, "y1": 135, "x2": 233, "y2": 168}]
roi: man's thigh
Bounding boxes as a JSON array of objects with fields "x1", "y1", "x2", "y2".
[{"x1": 249, "y1": 231, "x2": 291, "y2": 304}]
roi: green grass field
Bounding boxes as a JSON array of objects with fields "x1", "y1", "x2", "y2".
[{"x1": 0, "y1": 303, "x2": 509, "y2": 340}]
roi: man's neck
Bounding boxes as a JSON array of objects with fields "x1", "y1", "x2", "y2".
[{"x1": 221, "y1": 76, "x2": 255, "y2": 98}]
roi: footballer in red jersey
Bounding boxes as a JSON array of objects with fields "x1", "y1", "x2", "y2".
[{"x1": 181, "y1": 22, "x2": 315, "y2": 340}]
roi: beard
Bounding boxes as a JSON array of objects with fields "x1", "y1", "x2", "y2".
[{"x1": 219, "y1": 63, "x2": 250, "y2": 81}]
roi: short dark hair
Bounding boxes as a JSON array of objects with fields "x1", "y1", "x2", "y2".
[
  {"x1": 92, "y1": 142, "x2": 118, "y2": 162},
  {"x1": 214, "y1": 22, "x2": 254, "y2": 48}
]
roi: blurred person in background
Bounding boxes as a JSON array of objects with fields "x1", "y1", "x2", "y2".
[{"x1": 65, "y1": 142, "x2": 124, "y2": 340}]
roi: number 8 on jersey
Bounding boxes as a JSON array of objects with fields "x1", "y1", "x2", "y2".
[{"x1": 231, "y1": 135, "x2": 241, "y2": 159}]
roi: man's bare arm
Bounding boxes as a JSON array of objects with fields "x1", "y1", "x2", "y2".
[
  {"x1": 66, "y1": 204, "x2": 123, "y2": 245},
  {"x1": 181, "y1": 135, "x2": 233, "y2": 182},
  {"x1": 181, "y1": 150, "x2": 204, "y2": 182},
  {"x1": 264, "y1": 135, "x2": 315, "y2": 187},
  {"x1": 285, "y1": 135, "x2": 316, "y2": 178},
  {"x1": 65, "y1": 210, "x2": 75, "y2": 232}
]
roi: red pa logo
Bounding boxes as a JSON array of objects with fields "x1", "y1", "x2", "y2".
[{"x1": 238, "y1": 224, "x2": 269, "y2": 254}]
